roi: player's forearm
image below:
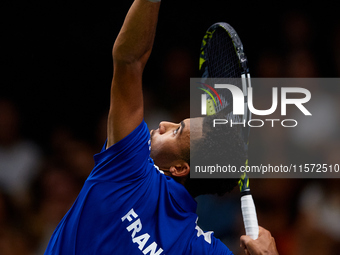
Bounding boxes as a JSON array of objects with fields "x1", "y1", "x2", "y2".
[
  {"x1": 112, "y1": 0, "x2": 160, "y2": 66},
  {"x1": 106, "y1": 0, "x2": 160, "y2": 147}
]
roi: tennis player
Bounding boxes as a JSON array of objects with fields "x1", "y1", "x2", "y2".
[{"x1": 44, "y1": 0, "x2": 279, "y2": 254}]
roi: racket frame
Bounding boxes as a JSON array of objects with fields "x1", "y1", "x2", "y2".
[{"x1": 199, "y1": 22, "x2": 258, "y2": 239}]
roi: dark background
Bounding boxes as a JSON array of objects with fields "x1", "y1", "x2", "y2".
[{"x1": 2, "y1": 0, "x2": 339, "y2": 147}]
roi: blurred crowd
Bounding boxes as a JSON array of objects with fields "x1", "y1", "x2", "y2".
[{"x1": 1, "y1": 10, "x2": 340, "y2": 255}]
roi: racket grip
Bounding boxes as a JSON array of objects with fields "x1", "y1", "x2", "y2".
[{"x1": 241, "y1": 194, "x2": 259, "y2": 239}]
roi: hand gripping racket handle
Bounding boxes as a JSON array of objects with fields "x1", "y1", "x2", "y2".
[{"x1": 241, "y1": 194, "x2": 259, "y2": 239}]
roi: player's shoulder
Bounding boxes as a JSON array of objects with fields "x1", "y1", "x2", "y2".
[
  {"x1": 95, "y1": 120, "x2": 149, "y2": 159},
  {"x1": 90, "y1": 120, "x2": 152, "y2": 181}
]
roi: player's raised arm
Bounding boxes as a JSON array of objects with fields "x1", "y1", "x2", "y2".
[{"x1": 107, "y1": 0, "x2": 161, "y2": 148}]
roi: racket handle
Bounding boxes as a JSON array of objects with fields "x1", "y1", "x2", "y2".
[{"x1": 241, "y1": 194, "x2": 259, "y2": 239}]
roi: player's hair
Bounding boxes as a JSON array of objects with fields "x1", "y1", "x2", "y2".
[{"x1": 181, "y1": 114, "x2": 246, "y2": 197}]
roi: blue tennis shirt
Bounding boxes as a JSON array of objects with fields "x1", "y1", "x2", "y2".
[{"x1": 44, "y1": 120, "x2": 233, "y2": 255}]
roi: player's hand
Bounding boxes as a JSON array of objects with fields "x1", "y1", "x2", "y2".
[{"x1": 240, "y1": 226, "x2": 279, "y2": 255}]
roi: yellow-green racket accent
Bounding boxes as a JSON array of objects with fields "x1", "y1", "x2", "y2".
[
  {"x1": 199, "y1": 31, "x2": 215, "y2": 70},
  {"x1": 206, "y1": 99, "x2": 216, "y2": 116},
  {"x1": 238, "y1": 172, "x2": 250, "y2": 193}
]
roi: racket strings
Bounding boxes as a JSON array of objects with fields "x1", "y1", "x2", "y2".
[
  {"x1": 204, "y1": 27, "x2": 243, "y2": 116},
  {"x1": 202, "y1": 26, "x2": 249, "y2": 145},
  {"x1": 206, "y1": 28, "x2": 242, "y2": 78}
]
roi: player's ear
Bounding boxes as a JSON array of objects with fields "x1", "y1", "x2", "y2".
[{"x1": 169, "y1": 162, "x2": 190, "y2": 177}]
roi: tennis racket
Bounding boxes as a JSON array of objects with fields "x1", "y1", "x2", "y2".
[{"x1": 199, "y1": 22, "x2": 258, "y2": 239}]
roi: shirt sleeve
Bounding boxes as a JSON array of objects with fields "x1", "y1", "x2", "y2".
[{"x1": 89, "y1": 120, "x2": 152, "y2": 182}]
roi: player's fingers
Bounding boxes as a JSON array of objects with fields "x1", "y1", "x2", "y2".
[
  {"x1": 245, "y1": 249, "x2": 250, "y2": 255},
  {"x1": 240, "y1": 245, "x2": 250, "y2": 255},
  {"x1": 239, "y1": 238, "x2": 250, "y2": 255},
  {"x1": 258, "y1": 226, "x2": 265, "y2": 235},
  {"x1": 240, "y1": 234, "x2": 252, "y2": 249},
  {"x1": 258, "y1": 226, "x2": 271, "y2": 239}
]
